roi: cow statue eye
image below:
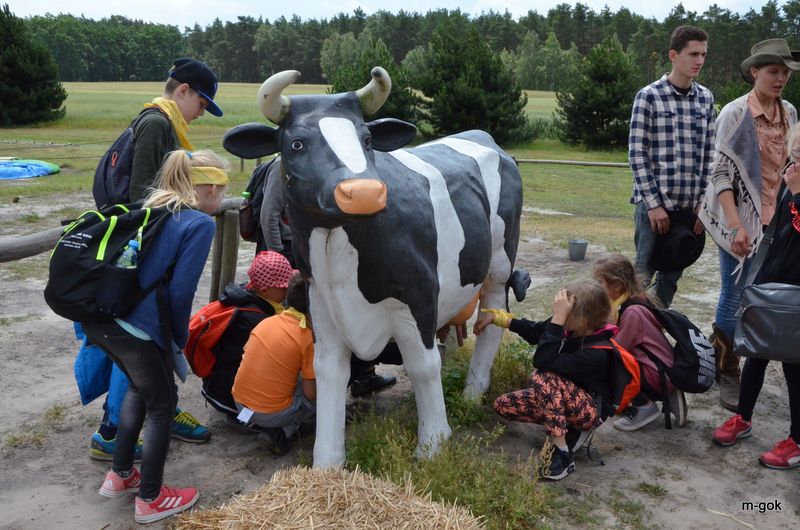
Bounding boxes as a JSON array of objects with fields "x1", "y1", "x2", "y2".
[
  {"x1": 364, "y1": 136, "x2": 373, "y2": 149},
  {"x1": 291, "y1": 139, "x2": 304, "y2": 151}
]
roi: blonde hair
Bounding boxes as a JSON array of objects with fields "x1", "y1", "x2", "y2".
[
  {"x1": 143, "y1": 149, "x2": 230, "y2": 212},
  {"x1": 564, "y1": 280, "x2": 611, "y2": 334},
  {"x1": 592, "y1": 253, "x2": 653, "y2": 302}
]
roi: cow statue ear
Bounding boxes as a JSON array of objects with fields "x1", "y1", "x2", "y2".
[
  {"x1": 366, "y1": 118, "x2": 417, "y2": 152},
  {"x1": 223, "y1": 122, "x2": 280, "y2": 159}
]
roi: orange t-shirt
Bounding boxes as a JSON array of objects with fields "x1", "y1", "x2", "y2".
[{"x1": 232, "y1": 312, "x2": 315, "y2": 413}]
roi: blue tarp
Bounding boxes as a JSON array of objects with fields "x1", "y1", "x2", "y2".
[{"x1": 0, "y1": 159, "x2": 61, "y2": 179}]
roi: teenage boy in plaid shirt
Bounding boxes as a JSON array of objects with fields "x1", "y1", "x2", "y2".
[{"x1": 629, "y1": 26, "x2": 716, "y2": 307}]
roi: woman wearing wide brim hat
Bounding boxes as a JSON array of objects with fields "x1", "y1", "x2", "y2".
[{"x1": 698, "y1": 38, "x2": 800, "y2": 413}]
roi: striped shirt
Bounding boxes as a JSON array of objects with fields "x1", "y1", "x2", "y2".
[{"x1": 628, "y1": 75, "x2": 716, "y2": 210}]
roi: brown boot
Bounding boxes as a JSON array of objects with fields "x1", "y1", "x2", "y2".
[{"x1": 712, "y1": 323, "x2": 740, "y2": 412}]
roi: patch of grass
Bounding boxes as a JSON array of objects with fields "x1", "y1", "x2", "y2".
[
  {"x1": 635, "y1": 481, "x2": 668, "y2": 499},
  {"x1": 0, "y1": 314, "x2": 39, "y2": 326},
  {"x1": 3, "y1": 404, "x2": 69, "y2": 451},
  {"x1": 346, "y1": 415, "x2": 556, "y2": 530},
  {"x1": 607, "y1": 488, "x2": 651, "y2": 529},
  {"x1": 343, "y1": 343, "x2": 564, "y2": 529}
]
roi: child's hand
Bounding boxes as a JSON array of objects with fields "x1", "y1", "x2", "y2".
[
  {"x1": 784, "y1": 161, "x2": 800, "y2": 195},
  {"x1": 551, "y1": 289, "x2": 575, "y2": 325},
  {"x1": 474, "y1": 308, "x2": 513, "y2": 335}
]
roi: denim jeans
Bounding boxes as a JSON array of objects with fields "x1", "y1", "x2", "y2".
[
  {"x1": 84, "y1": 321, "x2": 177, "y2": 500},
  {"x1": 714, "y1": 246, "x2": 752, "y2": 340},
  {"x1": 235, "y1": 378, "x2": 316, "y2": 438},
  {"x1": 633, "y1": 202, "x2": 683, "y2": 307}
]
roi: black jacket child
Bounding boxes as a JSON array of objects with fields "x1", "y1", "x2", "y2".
[
  {"x1": 510, "y1": 319, "x2": 616, "y2": 419},
  {"x1": 755, "y1": 191, "x2": 800, "y2": 286},
  {"x1": 202, "y1": 283, "x2": 277, "y2": 414}
]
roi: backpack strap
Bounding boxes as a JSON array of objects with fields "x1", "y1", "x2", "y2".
[
  {"x1": 153, "y1": 261, "x2": 177, "y2": 356},
  {"x1": 131, "y1": 107, "x2": 171, "y2": 141}
]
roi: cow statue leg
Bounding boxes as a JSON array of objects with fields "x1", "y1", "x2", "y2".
[
  {"x1": 464, "y1": 268, "x2": 508, "y2": 400},
  {"x1": 394, "y1": 323, "x2": 452, "y2": 459},
  {"x1": 309, "y1": 284, "x2": 352, "y2": 469}
]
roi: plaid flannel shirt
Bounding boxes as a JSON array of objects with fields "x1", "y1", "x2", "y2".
[{"x1": 628, "y1": 75, "x2": 716, "y2": 211}]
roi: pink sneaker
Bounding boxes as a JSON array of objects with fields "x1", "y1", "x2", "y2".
[
  {"x1": 98, "y1": 467, "x2": 141, "y2": 498},
  {"x1": 134, "y1": 485, "x2": 199, "y2": 523},
  {"x1": 712, "y1": 414, "x2": 752, "y2": 446},
  {"x1": 759, "y1": 438, "x2": 800, "y2": 469}
]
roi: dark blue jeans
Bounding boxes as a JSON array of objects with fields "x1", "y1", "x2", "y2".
[
  {"x1": 84, "y1": 321, "x2": 177, "y2": 500},
  {"x1": 633, "y1": 202, "x2": 683, "y2": 308},
  {"x1": 714, "y1": 246, "x2": 752, "y2": 340}
]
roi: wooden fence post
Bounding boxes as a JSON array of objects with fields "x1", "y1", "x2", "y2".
[
  {"x1": 209, "y1": 215, "x2": 225, "y2": 302},
  {"x1": 216, "y1": 209, "x2": 240, "y2": 300}
]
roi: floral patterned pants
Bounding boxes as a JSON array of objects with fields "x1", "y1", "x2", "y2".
[{"x1": 493, "y1": 370, "x2": 599, "y2": 438}]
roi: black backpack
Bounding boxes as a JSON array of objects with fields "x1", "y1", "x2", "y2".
[
  {"x1": 622, "y1": 300, "x2": 715, "y2": 428},
  {"x1": 93, "y1": 108, "x2": 169, "y2": 209},
  {"x1": 239, "y1": 157, "x2": 279, "y2": 244},
  {"x1": 44, "y1": 204, "x2": 175, "y2": 326}
]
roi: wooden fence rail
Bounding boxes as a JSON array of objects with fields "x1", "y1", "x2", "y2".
[{"x1": 0, "y1": 197, "x2": 243, "y2": 303}]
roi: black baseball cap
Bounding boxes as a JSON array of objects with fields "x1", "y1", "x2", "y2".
[{"x1": 168, "y1": 58, "x2": 223, "y2": 117}]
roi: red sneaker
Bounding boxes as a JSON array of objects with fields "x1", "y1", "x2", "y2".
[
  {"x1": 98, "y1": 467, "x2": 141, "y2": 498},
  {"x1": 134, "y1": 485, "x2": 199, "y2": 524},
  {"x1": 759, "y1": 438, "x2": 800, "y2": 469},
  {"x1": 712, "y1": 414, "x2": 752, "y2": 446}
]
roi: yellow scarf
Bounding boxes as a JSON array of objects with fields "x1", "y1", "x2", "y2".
[
  {"x1": 191, "y1": 167, "x2": 229, "y2": 186},
  {"x1": 254, "y1": 295, "x2": 285, "y2": 315},
  {"x1": 144, "y1": 97, "x2": 194, "y2": 151},
  {"x1": 283, "y1": 307, "x2": 308, "y2": 329},
  {"x1": 611, "y1": 293, "x2": 630, "y2": 324}
]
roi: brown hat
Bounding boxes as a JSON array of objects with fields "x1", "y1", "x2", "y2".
[{"x1": 740, "y1": 38, "x2": 800, "y2": 83}]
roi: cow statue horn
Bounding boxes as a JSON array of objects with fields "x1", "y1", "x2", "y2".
[
  {"x1": 355, "y1": 66, "x2": 392, "y2": 117},
  {"x1": 258, "y1": 70, "x2": 301, "y2": 124}
]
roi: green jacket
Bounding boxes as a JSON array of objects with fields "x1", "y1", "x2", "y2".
[{"x1": 130, "y1": 111, "x2": 178, "y2": 202}]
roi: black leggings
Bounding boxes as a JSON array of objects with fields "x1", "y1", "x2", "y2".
[
  {"x1": 84, "y1": 321, "x2": 177, "y2": 500},
  {"x1": 738, "y1": 357, "x2": 800, "y2": 441}
]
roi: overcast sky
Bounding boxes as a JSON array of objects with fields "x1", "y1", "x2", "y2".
[{"x1": 9, "y1": 1, "x2": 773, "y2": 29}]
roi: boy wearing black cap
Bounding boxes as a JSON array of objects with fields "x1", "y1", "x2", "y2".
[{"x1": 129, "y1": 58, "x2": 223, "y2": 202}]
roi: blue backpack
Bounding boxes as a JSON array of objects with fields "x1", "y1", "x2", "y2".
[{"x1": 92, "y1": 108, "x2": 168, "y2": 208}]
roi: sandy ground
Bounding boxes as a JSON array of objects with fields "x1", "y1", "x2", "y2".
[{"x1": 0, "y1": 192, "x2": 798, "y2": 529}]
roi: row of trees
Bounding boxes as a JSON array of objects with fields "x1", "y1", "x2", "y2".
[
  {"x1": 25, "y1": 2, "x2": 800, "y2": 95},
  {"x1": 9, "y1": 2, "x2": 800, "y2": 146}
]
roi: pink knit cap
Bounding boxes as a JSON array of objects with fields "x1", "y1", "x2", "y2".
[{"x1": 247, "y1": 251, "x2": 297, "y2": 291}]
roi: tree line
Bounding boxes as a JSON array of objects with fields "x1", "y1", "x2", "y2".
[
  {"x1": 10, "y1": 2, "x2": 800, "y2": 146},
  {"x1": 24, "y1": 2, "x2": 800, "y2": 96}
]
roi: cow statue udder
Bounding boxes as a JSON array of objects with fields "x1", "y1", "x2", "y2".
[{"x1": 224, "y1": 67, "x2": 523, "y2": 468}]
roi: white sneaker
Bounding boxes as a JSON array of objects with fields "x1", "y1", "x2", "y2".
[
  {"x1": 613, "y1": 403, "x2": 660, "y2": 431},
  {"x1": 668, "y1": 388, "x2": 687, "y2": 427}
]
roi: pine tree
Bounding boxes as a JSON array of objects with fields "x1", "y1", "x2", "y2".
[
  {"x1": 555, "y1": 35, "x2": 640, "y2": 149},
  {"x1": 0, "y1": 4, "x2": 67, "y2": 126},
  {"x1": 417, "y1": 22, "x2": 533, "y2": 144},
  {"x1": 328, "y1": 33, "x2": 420, "y2": 125}
]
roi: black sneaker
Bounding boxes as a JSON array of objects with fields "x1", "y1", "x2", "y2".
[
  {"x1": 350, "y1": 373, "x2": 397, "y2": 397},
  {"x1": 565, "y1": 426, "x2": 594, "y2": 453},
  {"x1": 541, "y1": 447, "x2": 575, "y2": 481},
  {"x1": 257, "y1": 427, "x2": 290, "y2": 456}
]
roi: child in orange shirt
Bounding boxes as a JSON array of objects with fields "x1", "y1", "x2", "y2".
[{"x1": 231, "y1": 274, "x2": 314, "y2": 455}]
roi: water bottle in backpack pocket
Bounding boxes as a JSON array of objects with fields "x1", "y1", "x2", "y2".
[{"x1": 96, "y1": 239, "x2": 142, "y2": 318}]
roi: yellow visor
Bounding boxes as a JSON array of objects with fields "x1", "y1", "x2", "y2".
[{"x1": 191, "y1": 166, "x2": 229, "y2": 186}]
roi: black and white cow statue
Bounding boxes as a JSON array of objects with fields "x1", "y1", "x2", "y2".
[{"x1": 224, "y1": 67, "x2": 523, "y2": 468}]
